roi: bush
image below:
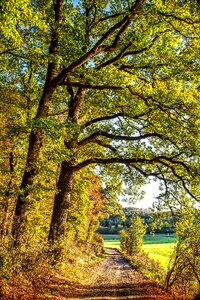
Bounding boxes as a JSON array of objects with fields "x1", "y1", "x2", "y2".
[
  {"x1": 91, "y1": 233, "x2": 105, "y2": 257},
  {"x1": 129, "y1": 251, "x2": 166, "y2": 282},
  {"x1": 165, "y1": 218, "x2": 200, "y2": 299},
  {"x1": 120, "y1": 216, "x2": 147, "y2": 256}
]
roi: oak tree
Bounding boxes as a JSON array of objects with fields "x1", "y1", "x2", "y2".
[{"x1": 0, "y1": 0, "x2": 199, "y2": 252}]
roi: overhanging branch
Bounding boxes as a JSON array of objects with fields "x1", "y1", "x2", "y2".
[
  {"x1": 51, "y1": 0, "x2": 145, "y2": 86},
  {"x1": 62, "y1": 81, "x2": 123, "y2": 90},
  {"x1": 93, "y1": 139, "x2": 118, "y2": 153},
  {"x1": 73, "y1": 155, "x2": 190, "y2": 173},
  {"x1": 157, "y1": 10, "x2": 200, "y2": 25},
  {"x1": 83, "y1": 110, "x2": 152, "y2": 128},
  {"x1": 97, "y1": 31, "x2": 169, "y2": 70},
  {"x1": 78, "y1": 131, "x2": 166, "y2": 147}
]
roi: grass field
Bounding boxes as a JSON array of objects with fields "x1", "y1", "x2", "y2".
[
  {"x1": 143, "y1": 243, "x2": 175, "y2": 269},
  {"x1": 103, "y1": 234, "x2": 176, "y2": 269}
]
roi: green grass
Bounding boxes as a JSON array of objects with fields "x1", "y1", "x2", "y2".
[
  {"x1": 103, "y1": 234, "x2": 120, "y2": 248},
  {"x1": 104, "y1": 240, "x2": 121, "y2": 248},
  {"x1": 102, "y1": 234, "x2": 120, "y2": 240},
  {"x1": 143, "y1": 243, "x2": 175, "y2": 269},
  {"x1": 144, "y1": 234, "x2": 177, "y2": 244},
  {"x1": 102, "y1": 234, "x2": 176, "y2": 269}
]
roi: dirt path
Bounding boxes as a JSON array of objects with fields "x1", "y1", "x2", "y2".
[
  {"x1": 1, "y1": 248, "x2": 176, "y2": 299},
  {"x1": 59, "y1": 248, "x2": 175, "y2": 300}
]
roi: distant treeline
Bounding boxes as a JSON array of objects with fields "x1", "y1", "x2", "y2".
[{"x1": 98, "y1": 207, "x2": 175, "y2": 234}]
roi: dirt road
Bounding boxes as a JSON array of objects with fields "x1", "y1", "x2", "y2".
[
  {"x1": 0, "y1": 248, "x2": 179, "y2": 300},
  {"x1": 62, "y1": 248, "x2": 174, "y2": 300}
]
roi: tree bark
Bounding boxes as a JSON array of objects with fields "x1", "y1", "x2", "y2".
[
  {"x1": 12, "y1": 90, "x2": 54, "y2": 247},
  {"x1": 47, "y1": 86, "x2": 85, "y2": 259},
  {"x1": 48, "y1": 162, "x2": 76, "y2": 261},
  {"x1": 1, "y1": 152, "x2": 16, "y2": 247}
]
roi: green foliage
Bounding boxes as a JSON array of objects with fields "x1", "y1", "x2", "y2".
[
  {"x1": 120, "y1": 216, "x2": 147, "y2": 255},
  {"x1": 0, "y1": 0, "x2": 47, "y2": 49},
  {"x1": 99, "y1": 207, "x2": 176, "y2": 234},
  {"x1": 90, "y1": 233, "x2": 105, "y2": 257},
  {"x1": 64, "y1": 171, "x2": 106, "y2": 246},
  {"x1": 165, "y1": 211, "x2": 200, "y2": 298}
]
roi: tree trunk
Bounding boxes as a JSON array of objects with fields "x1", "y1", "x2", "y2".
[
  {"x1": 47, "y1": 86, "x2": 86, "y2": 260},
  {"x1": 48, "y1": 161, "x2": 75, "y2": 260},
  {"x1": 1, "y1": 152, "x2": 16, "y2": 247},
  {"x1": 11, "y1": 0, "x2": 63, "y2": 248},
  {"x1": 12, "y1": 90, "x2": 53, "y2": 247}
]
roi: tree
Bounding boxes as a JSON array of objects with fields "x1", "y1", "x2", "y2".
[
  {"x1": 165, "y1": 209, "x2": 200, "y2": 298},
  {"x1": 65, "y1": 172, "x2": 105, "y2": 246},
  {"x1": 47, "y1": 0, "x2": 200, "y2": 251},
  {"x1": 1, "y1": 0, "x2": 199, "y2": 252},
  {"x1": 0, "y1": 88, "x2": 27, "y2": 246},
  {"x1": 120, "y1": 216, "x2": 147, "y2": 256},
  {"x1": 46, "y1": 169, "x2": 106, "y2": 263}
]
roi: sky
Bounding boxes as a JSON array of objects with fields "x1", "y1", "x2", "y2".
[
  {"x1": 120, "y1": 181, "x2": 160, "y2": 209},
  {"x1": 134, "y1": 181, "x2": 160, "y2": 209}
]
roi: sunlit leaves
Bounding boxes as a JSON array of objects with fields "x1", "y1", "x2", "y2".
[{"x1": 0, "y1": 0, "x2": 48, "y2": 49}]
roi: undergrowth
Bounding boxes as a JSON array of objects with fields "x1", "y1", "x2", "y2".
[
  {"x1": 122, "y1": 250, "x2": 166, "y2": 283},
  {"x1": 0, "y1": 235, "x2": 105, "y2": 300}
]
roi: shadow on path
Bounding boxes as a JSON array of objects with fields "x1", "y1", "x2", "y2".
[{"x1": 47, "y1": 249, "x2": 175, "y2": 300}]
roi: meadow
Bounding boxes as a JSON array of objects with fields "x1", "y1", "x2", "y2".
[{"x1": 103, "y1": 234, "x2": 176, "y2": 269}]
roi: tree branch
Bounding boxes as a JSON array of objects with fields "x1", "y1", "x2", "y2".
[
  {"x1": 78, "y1": 131, "x2": 167, "y2": 147},
  {"x1": 83, "y1": 110, "x2": 151, "y2": 128},
  {"x1": 62, "y1": 81, "x2": 123, "y2": 90},
  {"x1": 161, "y1": 161, "x2": 196, "y2": 199},
  {"x1": 128, "y1": 86, "x2": 152, "y2": 105},
  {"x1": 162, "y1": 18, "x2": 193, "y2": 39},
  {"x1": 0, "y1": 48, "x2": 18, "y2": 55},
  {"x1": 51, "y1": 0, "x2": 145, "y2": 86},
  {"x1": 97, "y1": 31, "x2": 169, "y2": 70},
  {"x1": 93, "y1": 139, "x2": 118, "y2": 153},
  {"x1": 157, "y1": 10, "x2": 200, "y2": 25},
  {"x1": 73, "y1": 155, "x2": 189, "y2": 172},
  {"x1": 99, "y1": 12, "x2": 125, "y2": 22},
  {"x1": 0, "y1": 51, "x2": 32, "y2": 60},
  {"x1": 97, "y1": 42, "x2": 132, "y2": 70}
]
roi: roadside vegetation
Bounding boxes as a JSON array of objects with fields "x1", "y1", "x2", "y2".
[{"x1": 104, "y1": 233, "x2": 174, "y2": 274}]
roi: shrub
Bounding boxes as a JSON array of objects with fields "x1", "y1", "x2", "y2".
[
  {"x1": 129, "y1": 251, "x2": 166, "y2": 282},
  {"x1": 165, "y1": 218, "x2": 200, "y2": 299},
  {"x1": 120, "y1": 216, "x2": 147, "y2": 256},
  {"x1": 91, "y1": 233, "x2": 105, "y2": 257}
]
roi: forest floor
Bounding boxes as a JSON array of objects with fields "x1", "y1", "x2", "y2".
[{"x1": 0, "y1": 248, "x2": 179, "y2": 300}]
